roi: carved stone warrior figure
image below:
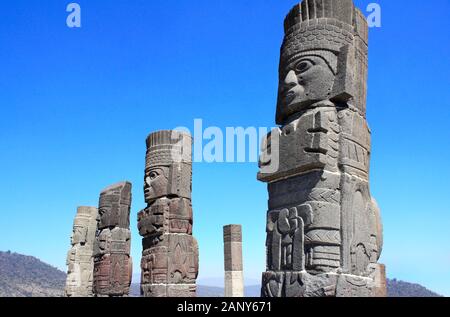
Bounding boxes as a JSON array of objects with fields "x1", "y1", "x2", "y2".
[
  {"x1": 65, "y1": 206, "x2": 98, "y2": 297},
  {"x1": 258, "y1": 0, "x2": 386, "y2": 297},
  {"x1": 93, "y1": 182, "x2": 133, "y2": 297},
  {"x1": 138, "y1": 130, "x2": 199, "y2": 297}
]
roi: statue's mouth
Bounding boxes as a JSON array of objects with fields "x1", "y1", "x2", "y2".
[{"x1": 283, "y1": 90, "x2": 296, "y2": 105}]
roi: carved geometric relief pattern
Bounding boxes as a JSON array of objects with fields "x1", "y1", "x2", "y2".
[
  {"x1": 308, "y1": 188, "x2": 340, "y2": 204},
  {"x1": 305, "y1": 229, "x2": 341, "y2": 245}
]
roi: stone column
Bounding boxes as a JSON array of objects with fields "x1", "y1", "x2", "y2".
[
  {"x1": 93, "y1": 182, "x2": 133, "y2": 297},
  {"x1": 258, "y1": 0, "x2": 386, "y2": 297},
  {"x1": 138, "y1": 130, "x2": 199, "y2": 297},
  {"x1": 65, "y1": 206, "x2": 98, "y2": 297},
  {"x1": 223, "y1": 225, "x2": 244, "y2": 297}
]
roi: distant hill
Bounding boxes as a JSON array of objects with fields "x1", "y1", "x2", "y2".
[
  {"x1": 387, "y1": 279, "x2": 442, "y2": 297},
  {"x1": 0, "y1": 251, "x2": 66, "y2": 297},
  {"x1": 0, "y1": 251, "x2": 443, "y2": 297}
]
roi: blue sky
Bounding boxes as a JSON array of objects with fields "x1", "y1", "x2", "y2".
[{"x1": 0, "y1": 0, "x2": 449, "y2": 296}]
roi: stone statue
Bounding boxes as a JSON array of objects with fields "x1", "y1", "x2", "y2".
[
  {"x1": 224, "y1": 225, "x2": 244, "y2": 297},
  {"x1": 138, "y1": 130, "x2": 199, "y2": 297},
  {"x1": 65, "y1": 206, "x2": 98, "y2": 297},
  {"x1": 93, "y1": 182, "x2": 133, "y2": 297},
  {"x1": 258, "y1": 0, "x2": 386, "y2": 297}
]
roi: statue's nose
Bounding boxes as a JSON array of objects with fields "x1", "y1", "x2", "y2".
[{"x1": 282, "y1": 70, "x2": 298, "y2": 90}]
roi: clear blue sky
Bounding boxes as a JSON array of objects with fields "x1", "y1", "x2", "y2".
[{"x1": 1, "y1": 0, "x2": 449, "y2": 296}]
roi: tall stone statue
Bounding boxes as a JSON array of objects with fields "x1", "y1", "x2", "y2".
[
  {"x1": 138, "y1": 130, "x2": 199, "y2": 297},
  {"x1": 93, "y1": 182, "x2": 133, "y2": 297},
  {"x1": 258, "y1": 0, "x2": 386, "y2": 297},
  {"x1": 224, "y1": 225, "x2": 244, "y2": 297},
  {"x1": 65, "y1": 206, "x2": 98, "y2": 297}
]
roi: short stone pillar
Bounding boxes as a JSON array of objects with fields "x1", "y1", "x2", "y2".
[{"x1": 223, "y1": 225, "x2": 244, "y2": 297}]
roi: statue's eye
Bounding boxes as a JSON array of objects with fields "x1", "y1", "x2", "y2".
[
  {"x1": 295, "y1": 60, "x2": 313, "y2": 73},
  {"x1": 149, "y1": 171, "x2": 159, "y2": 180}
]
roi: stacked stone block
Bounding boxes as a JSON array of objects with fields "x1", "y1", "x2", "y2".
[{"x1": 224, "y1": 225, "x2": 244, "y2": 297}]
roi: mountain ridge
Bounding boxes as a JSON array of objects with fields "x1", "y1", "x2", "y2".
[{"x1": 0, "y1": 251, "x2": 66, "y2": 297}]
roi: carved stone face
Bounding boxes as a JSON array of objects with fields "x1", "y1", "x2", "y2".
[
  {"x1": 277, "y1": 53, "x2": 337, "y2": 124},
  {"x1": 71, "y1": 226, "x2": 87, "y2": 245},
  {"x1": 97, "y1": 182, "x2": 131, "y2": 230},
  {"x1": 97, "y1": 199, "x2": 118, "y2": 228},
  {"x1": 144, "y1": 166, "x2": 170, "y2": 202},
  {"x1": 97, "y1": 201, "x2": 113, "y2": 227}
]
